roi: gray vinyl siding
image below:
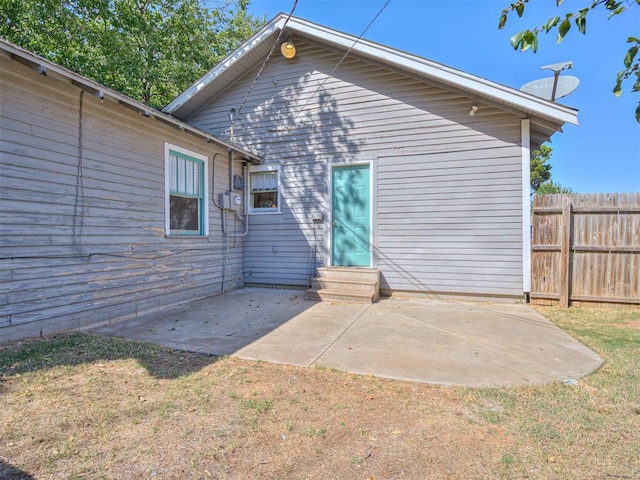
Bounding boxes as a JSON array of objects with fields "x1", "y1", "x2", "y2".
[
  {"x1": 376, "y1": 149, "x2": 523, "y2": 296},
  {"x1": 244, "y1": 161, "x2": 327, "y2": 287},
  {"x1": 184, "y1": 38, "x2": 525, "y2": 296},
  {"x1": 1, "y1": 55, "x2": 244, "y2": 343}
]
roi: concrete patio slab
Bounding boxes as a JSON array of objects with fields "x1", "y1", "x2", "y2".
[{"x1": 93, "y1": 287, "x2": 603, "y2": 387}]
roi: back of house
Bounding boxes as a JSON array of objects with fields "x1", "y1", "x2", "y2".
[
  {"x1": 1, "y1": 15, "x2": 578, "y2": 344},
  {"x1": 165, "y1": 14, "x2": 578, "y2": 300}
]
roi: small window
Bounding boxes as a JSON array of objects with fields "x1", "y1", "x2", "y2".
[
  {"x1": 249, "y1": 166, "x2": 280, "y2": 214},
  {"x1": 164, "y1": 143, "x2": 208, "y2": 235}
]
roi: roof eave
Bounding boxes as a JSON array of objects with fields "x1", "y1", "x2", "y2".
[
  {"x1": 281, "y1": 17, "x2": 579, "y2": 128},
  {"x1": 164, "y1": 14, "x2": 578, "y2": 131},
  {"x1": 1, "y1": 38, "x2": 262, "y2": 163},
  {"x1": 163, "y1": 14, "x2": 288, "y2": 116}
]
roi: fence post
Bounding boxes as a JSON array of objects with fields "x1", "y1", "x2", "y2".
[{"x1": 559, "y1": 196, "x2": 573, "y2": 307}]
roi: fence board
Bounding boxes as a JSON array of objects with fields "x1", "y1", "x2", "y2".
[{"x1": 531, "y1": 193, "x2": 640, "y2": 308}]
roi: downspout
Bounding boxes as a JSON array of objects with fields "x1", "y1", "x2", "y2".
[
  {"x1": 221, "y1": 150, "x2": 235, "y2": 293},
  {"x1": 229, "y1": 150, "x2": 234, "y2": 198},
  {"x1": 225, "y1": 157, "x2": 249, "y2": 237},
  {"x1": 221, "y1": 151, "x2": 250, "y2": 293}
]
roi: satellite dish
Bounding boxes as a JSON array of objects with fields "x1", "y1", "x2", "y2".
[{"x1": 521, "y1": 76, "x2": 580, "y2": 101}]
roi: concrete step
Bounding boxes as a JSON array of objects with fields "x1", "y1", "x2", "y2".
[
  {"x1": 311, "y1": 278, "x2": 378, "y2": 294},
  {"x1": 305, "y1": 288, "x2": 379, "y2": 304},
  {"x1": 316, "y1": 267, "x2": 380, "y2": 283},
  {"x1": 306, "y1": 267, "x2": 380, "y2": 304}
]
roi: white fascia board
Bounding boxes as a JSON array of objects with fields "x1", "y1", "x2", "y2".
[
  {"x1": 164, "y1": 14, "x2": 577, "y2": 127},
  {"x1": 163, "y1": 16, "x2": 287, "y2": 115},
  {"x1": 285, "y1": 18, "x2": 578, "y2": 127},
  {"x1": 521, "y1": 119, "x2": 532, "y2": 294}
]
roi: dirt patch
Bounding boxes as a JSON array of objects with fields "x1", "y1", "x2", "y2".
[
  {"x1": 1, "y1": 359, "x2": 513, "y2": 478},
  {"x1": 2, "y1": 328, "x2": 639, "y2": 479},
  {"x1": 617, "y1": 320, "x2": 640, "y2": 330},
  {"x1": 1, "y1": 335, "x2": 514, "y2": 479}
]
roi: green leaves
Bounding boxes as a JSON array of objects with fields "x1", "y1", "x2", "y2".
[
  {"x1": 0, "y1": 0, "x2": 264, "y2": 109},
  {"x1": 575, "y1": 8, "x2": 589, "y2": 34},
  {"x1": 535, "y1": 180, "x2": 574, "y2": 195},
  {"x1": 530, "y1": 144, "x2": 554, "y2": 194},
  {"x1": 543, "y1": 16, "x2": 560, "y2": 33},
  {"x1": 511, "y1": 30, "x2": 539, "y2": 52},
  {"x1": 498, "y1": 12, "x2": 508, "y2": 29},
  {"x1": 614, "y1": 72, "x2": 624, "y2": 97},
  {"x1": 604, "y1": 0, "x2": 626, "y2": 17},
  {"x1": 557, "y1": 17, "x2": 571, "y2": 41},
  {"x1": 498, "y1": 0, "x2": 529, "y2": 29},
  {"x1": 499, "y1": 0, "x2": 639, "y2": 122},
  {"x1": 613, "y1": 37, "x2": 640, "y2": 122},
  {"x1": 624, "y1": 44, "x2": 638, "y2": 68}
]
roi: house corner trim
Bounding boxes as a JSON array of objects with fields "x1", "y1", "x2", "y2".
[{"x1": 521, "y1": 119, "x2": 532, "y2": 294}]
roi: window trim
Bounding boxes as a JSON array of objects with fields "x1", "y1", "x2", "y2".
[
  {"x1": 164, "y1": 142, "x2": 209, "y2": 236},
  {"x1": 248, "y1": 164, "x2": 281, "y2": 215}
]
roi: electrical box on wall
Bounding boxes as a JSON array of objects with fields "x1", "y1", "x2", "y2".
[
  {"x1": 233, "y1": 174, "x2": 244, "y2": 191},
  {"x1": 219, "y1": 193, "x2": 242, "y2": 210},
  {"x1": 219, "y1": 193, "x2": 231, "y2": 210},
  {"x1": 231, "y1": 193, "x2": 242, "y2": 209}
]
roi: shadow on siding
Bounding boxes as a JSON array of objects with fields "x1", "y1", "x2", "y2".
[{"x1": 238, "y1": 71, "x2": 363, "y2": 286}]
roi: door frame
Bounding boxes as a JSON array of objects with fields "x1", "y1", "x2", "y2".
[{"x1": 327, "y1": 157, "x2": 377, "y2": 268}]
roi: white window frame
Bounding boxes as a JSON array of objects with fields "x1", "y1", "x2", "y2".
[
  {"x1": 248, "y1": 164, "x2": 281, "y2": 214},
  {"x1": 164, "y1": 142, "x2": 209, "y2": 236}
]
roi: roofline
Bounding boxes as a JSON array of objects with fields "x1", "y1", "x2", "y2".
[
  {"x1": 0, "y1": 37, "x2": 262, "y2": 163},
  {"x1": 163, "y1": 14, "x2": 578, "y2": 127},
  {"x1": 162, "y1": 15, "x2": 288, "y2": 115}
]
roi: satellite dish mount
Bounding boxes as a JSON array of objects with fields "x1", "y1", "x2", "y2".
[
  {"x1": 541, "y1": 61, "x2": 573, "y2": 101},
  {"x1": 520, "y1": 61, "x2": 579, "y2": 102}
]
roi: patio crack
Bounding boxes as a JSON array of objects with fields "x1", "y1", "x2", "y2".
[{"x1": 307, "y1": 303, "x2": 373, "y2": 367}]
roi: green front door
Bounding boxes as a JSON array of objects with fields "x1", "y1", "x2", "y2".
[{"x1": 332, "y1": 164, "x2": 371, "y2": 266}]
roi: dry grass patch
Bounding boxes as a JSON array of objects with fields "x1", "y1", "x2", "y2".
[
  {"x1": 1, "y1": 306, "x2": 639, "y2": 479},
  {"x1": 462, "y1": 306, "x2": 640, "y2": 479}
]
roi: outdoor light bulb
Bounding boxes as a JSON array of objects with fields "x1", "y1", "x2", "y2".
[{"x1": 281, "y1": 41, "x2": 296, "y2": 59}]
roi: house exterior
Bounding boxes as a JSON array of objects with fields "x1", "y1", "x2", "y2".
[
  {"x1": 164, "y1": 15, "x2": 578, "y2": 299},
  {"x1": 1, "y1": 14, "x2": 579, "y2": 344},
  {"x1": 0, "y1": 39, "x2": 260, "y2": 344}
]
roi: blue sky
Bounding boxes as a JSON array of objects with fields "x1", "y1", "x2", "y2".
[{"x1": 244, "y1": 0, "x2": 639, "y2": 193}]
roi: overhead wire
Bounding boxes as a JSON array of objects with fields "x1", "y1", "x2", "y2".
[
  {"x1": 280, "y1": 166, "x2": 549, "y2": 328},
  {"x1": 165, "y1": 1, "x2": 540, "y2": 323},
  {"x1": 292, "y1": 0, "x2": 392, "y2": 121},
  {"x1": 236, "y1": 0, "x2": 299, "y2": 118},
  {"x1": 7, "y1": 1, "x2": 540, "y2": 324},
  {"x1": 72, "y1": 90, "x2": 91, "y2": 262}
]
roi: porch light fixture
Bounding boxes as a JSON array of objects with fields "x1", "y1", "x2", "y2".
[
  {"x1": 469, "y1": 105, "x2": 478, "y2": 116},
  {"x1": 281, "y1": 41, "x2": 296, "y2": 59}
]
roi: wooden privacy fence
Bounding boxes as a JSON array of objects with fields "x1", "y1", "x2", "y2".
[{"x1": 531, "y1": 193, "x2": 640, "y2": 308}]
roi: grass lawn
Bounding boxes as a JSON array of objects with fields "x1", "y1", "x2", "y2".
[{"x1": 1, "y1": 307, "x2": 639, "y2": 479}]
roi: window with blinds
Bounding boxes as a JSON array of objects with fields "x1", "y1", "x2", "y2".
[
  {"x1": 165, "y1": 144, "x2": 207, "y2": 235},
  {"x1": 249, "y1": 167, "x2": 280, "y2": 213}
]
